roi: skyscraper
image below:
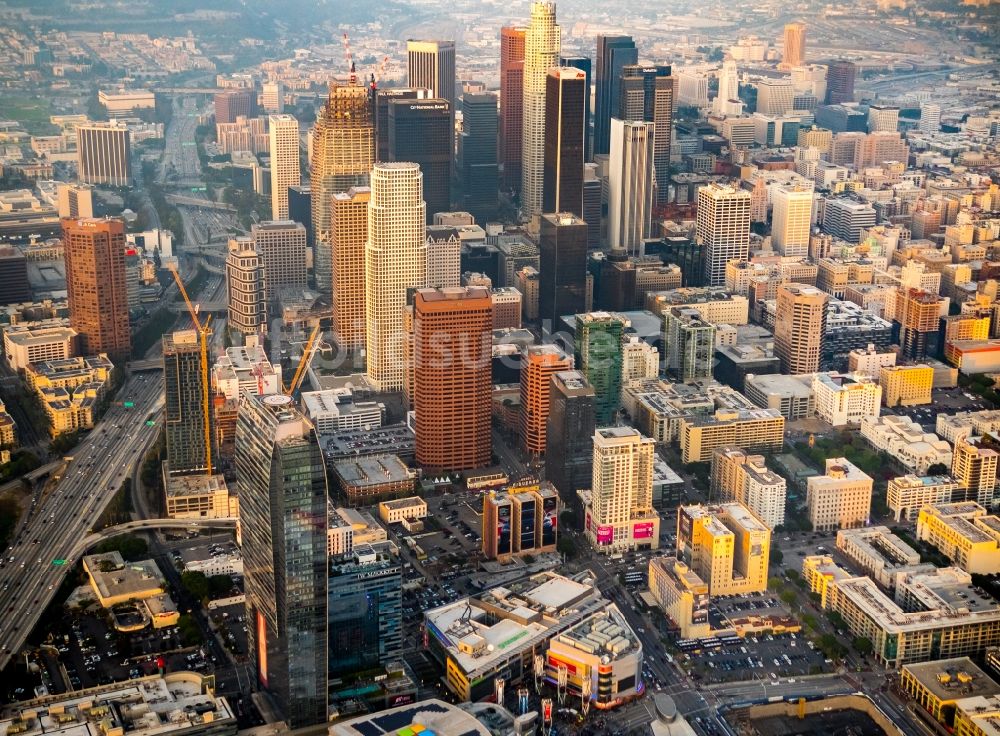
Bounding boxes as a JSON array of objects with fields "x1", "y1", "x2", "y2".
[
  {"x1": 520, "y1": 345, "x2": 573, "y2": 456},
  {"x1": 560, "y1": 55, "x2": 592, "y2": 160},
  {"x1": 593, "y1": 35, "x2": 637, "y2": 157},
  {"x1": 582, "y1": 164, "x2": 602, "y2": 249},
  {"x1": 365, "y1": 163, "x2": 427, "y2": 391},
  {"x1": 546, "y1": 370, "x2": 596, "y2": 501},
  {"x1": 331, "y1": 187, "x2": 370, "y2": 350},
  {"x1": 163, "y1": 330, "x2": 214, "y2": 476},
  {"x1": 575, "y1": 311, "x2": 625, "y2": 424},
  {"x1": 774, "y1": 284, "x2": 827, "y2": 375},
  {"x1": 238, "y1": 393, "x2": 328, "y2": 729},
  {"x1": 407, "y1": 39, "x2": 457, "y2": 137},
  {"x1": 76, "y1": 123, "x2": 131, "y2": 186},
  {"x1": 251, "y1": 220, "x2": 307, "y2": 294},
  {"x1": 374, "y1": 87, "x2": 431, "y2": 162},
  {"x1": 500, "y1": 27, "x2": 526, "y2": 192},
  {"x1": 585, "y1": 427, "x2": 658, "y2": 553},
  {"x1": 826, "y1": 60, "x2": 856, "y2": 104},
  {"x1": 714, "y1": 58, "x2": 741, "y2": 117},
  {"x1": 225, "y1": 239, "x2": 267, "y2": 336},
  {"x1": 771, "y1": 183, "x2": 814, "y2": 258},
  {"x1": 919, "y1": 102, "x2": 941, "y2": 134},
  {"x1": 539, "y1": 212, "x2": 587, "y2": 324},
  {"x1": 618, "y1": 64, "x2": 675, "y2": 205},
  {"x1": 543, "y1": 67, "x2": 586, "y2": 217},
  {"x1": 262, "y1": 81, "x2": 283, "y2": 114},
  {"x1": 607, "y1": 118, "x2": 655, "y2": 256},
  {"x1": 460, "y1": 93, "x2": 499, "y2": 223},
  {"x1": 268, "y1": 114, "x2": 300, "y2": 220},
  {"x1": 311, "y1": 84, "x2": 374, "y2": 296},
  {"x1": 387, "y1": 98, "x2": 453, "y2": 221},
  {"x1": 521, "y1": 2, "x2": 561, "y2": 220},
  {"x1": 214, "y1": 90, "x2": 256, "y2": 124},
  {"x1": 782, "y1": 22, "x2": 806, "y2": 69},
  {"x1": 63, "y1": 217, "x2": 130, "y2": 362},
  {"x1": 868, "y1": 104, "x2": 900, "y2": 133},
  {"x1": 413, "y1": 286, "x2": 492, "y2": 470},
  {"x1": 697, "y1": 183, "x2": 751, "y2": 286},
  {"x1": 895, "y1": 288, "x2": 943, "y2": 361}
]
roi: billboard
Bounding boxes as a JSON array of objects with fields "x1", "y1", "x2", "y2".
[
  {"x1": 633, "y1": 521, "x2": 655, "y2": 540},
  {"x1": 596, "y1": 525, "x2": 613, "y2": 545},
  {"x1": 585, "y1": 510, "x2": 592, "y2": 531},
  {"x1": 497, "y1": 501, "x2": 512, "y2": 556},
  {"x1": 519, "y1": 498, "x2": 536, "y2": 551},
  {"x1": 541, "y1": 495, "x2": 558, "y2": 547}
]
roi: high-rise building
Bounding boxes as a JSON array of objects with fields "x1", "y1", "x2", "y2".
[
  {"x1": 387, "y1": 99, "x2": 452, "y2": 222},
  {"x1": 225, "y1": 238, "x2": 267, "y2": 336},
  {"x1": 56, "y1": 183, "x2": 94, "y2": 219},
  {"x1": 756, "y1": 79, "x2": 795, "y2": 116},
  {"x1": 714, "y1": 58, "x2": 742, "y2": 118},
  {"x1": 771, "y1": 183, "x2": 814, "y2": 258},
  {"x1": 238, "y1": 393, "x2": 328, "y2": 728},
  {"x1": 520, "y1": 345, "x2": 574, "y2": 456},
  {"x1": 607, "y1": 118, "x2": 655, "y2": 256},
  {"x1": 782, "y1": 22, "x2": 806, "y2": 69},
  {"x1": 63, "y1": 217, "x2": 130, "y2": 362},
  {"x1": 251, "y1": 220, "x2": 307, "y2": 294},
  {"x1": 214, "y1": 90, "x2": 256, "y2": 124},
  {"x1": 500, "y1": 27, "x2": 526, "y2": 192},
  {"x1": 0, "y1": 248, "x2": 30, "y2": 305},
  {"x1": 677, "y1": 503, "x2": 770, "y2": 595},
  {"x1": 311, "y1": 84, "x2": 374, "y2": 296},
  {"x1": 425, "y1": 226, "x2": 462, "y2": 288},
  {"x1": 543, "y1": 67, "x2": 586, "y2": 217},
  {"x1": 584, "y1": 427, "x2": 659, "y2": 553},
  {"x1": 560, "y1": 56, "x2": 592, "y2": 160},
  {"x1": 262, "y1": 81, "x2": 283, "y2": 114},
  {"x1": 374, "y1": 87, "x2": 431, "y2": 163},
  {"x1": 868, "y1": 104, "x2": 900, "y2": 133},
  {"x1": 546, "y1": 370, "x2": 596, "y2": 501},
  {"x1": 365, "y1": 163, "x2": 427, "y2": 391},
  {"x1": 413, "y1": 286, "x2": 492, "y2": 470},
  {"x1": 710, "y1": 448, "x2": 787, "y2": 529},
  {"x1": 774, "y1": 284, "x2": 827, "y2": 375},
  {"x1": 822, "y1": 197, "x2": 877, "y2": 243},
  {"x1": 575, "y1": 311, "x2": 625, "y2": 424},
  {"x1": 331, "y1": 187, "x2": 370, "y2": 350},
  {"x1": 268, "y1": 114, "x2": 300, "y2": 220},
  {"x1": 407, "y1": 39, "x2": 457, "y2": 137},
  {"x1": 76, "y1": 123, "x2": 131, "y2": 186},
  {"x1": 582, "y1": 164, "x2": 602, "y2": 248},
  {"x1": 327, "y1": 546, "x2": 402, "y2": 679},
  {"x1": 287, "y1": 185, "x2": 312, "y2": 246},
  {"x1": 521, "y1": 2, "x2": 561, "y2": 219},
  {"x1": 697, "y1": 183, "x2": 751, "y2": 286},
  {"x1": 539, "y1": 212, "x2": 588, "y2": 323},
  {"x1": 459, "y1": 93, "x2": 499, "y2": 223},
  {"x1": 593, "y1": 35, "x2": 637, "y2": 157},
  {"x1": 826, "y1": 60, "x2": 856, "y2": 104},
  {"x1": 618, "y1": 64, "x2": 675, "y2": 206},
  {"x1": 952, "y1": 438, "x2": 999, "y2": 507},
  {"x1": 896, "y1": 288, "x2": 944, "y2": 361},
  {"x1": 919, "y1": 103, "x2": 942, "y2": 134},
  {"x1": 163, "y1": 330, "x2": 214, "y2": 476},
  {"x1": 663, "y1": 306, "x2": 715, "y2": 382}
]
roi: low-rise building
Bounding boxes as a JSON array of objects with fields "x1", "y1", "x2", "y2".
[
  {"x1": 301, "y1": 388, "x2": 384, "y2": 433},
  {"x1": 2, "y1": 323, "x2": 77, "y2": 371},
  {"x1": 647, "y1": 556, "x2": 711, "y2": 639},
  {"x1": 861, "y1": 415, "x2": 953, "y2": 475},
  {"x1": 327, "y1": 504, "x2": 389, "y2": 557},
  {"x1": 937, "y1": 410, "x2": 1000, "y2": 444},
  {"x1": 917, "y1": 502, "x2": 1000, "y2": 575},
  {"x1": 887, "y1": 474, "x2": 962, "y2": 522},
  {"x1": 743, "y1": 373, "x2": 815, "y2": 420},
  {"x1": 806, "y1": 458, "x2": 873, "y2": 531},
  {"x1": 812, "y1": 372, "x2": 882, "y2": 427},
  {"x1": 25, "y1": 354, "x2": 113, "y2": 437},
  {"x1": 210, "y1": 340, "x2": 280, "y2": 400},
  {"x1": 82, "y1": 552, "x2": 179, "y2": 630},
  {"x1": 900, "y1": 658, "x2": 1000, "y2": 730},
  {"x1": 847, "y1": 344, "x2": 897, "y2": 374},
  {"x1": 0, "y1": 399, "x2": 15, "y2": 448},
  {"x1": 835, "y1": 526, "x2": 934, "y2": 593},
  {"x1": 880, "y1": 364, "x2": 934, "y2": 407},
  {"x1": 378, "y1": 496, "x2": 428, "y2": 525},
  {"x1": 679, "y1": 407, "x2": 785, "y2": 464},
  {"x1": 482, "y1": 483, "x2": 559, "y2": 559},
  {"x1": 164, "y1": 474, "x2": 237, "y2": 520}
]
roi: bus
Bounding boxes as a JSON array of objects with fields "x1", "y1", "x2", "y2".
[{"x1": 677, "y1": 639, "x2": 699, "y2": 651}]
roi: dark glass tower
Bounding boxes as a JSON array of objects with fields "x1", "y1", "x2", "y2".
[
  {"x1": 238, "y1": 394, "x2": 328, "y2": 728},
  {"x1": 560, "y1": 55, "x2": 592, "y2": 160},
  {"x1": 545, "y1": 370, "x2": 596, "y2": 503},
  {"x1": 460, "y1": 93, "x2": 499, "y2": 223},
  {"x1": 543, "y1": 68, "x2": 586, "y2": 218},
  {"x1": 618, "y1": 64, "x2": 676, "y2": 205},
  {"x1": 593, "y1": 35, "x2": 637, "y2": 157},
  {"x1": 162, "y1": 330, "x2": 214, "y2": 476},
  {"x1": 387, "y1": 98, "x2": 453, "y2": 222},
  {"x1": 539, "y1": 212, "x2": 588, "y2": 325}
]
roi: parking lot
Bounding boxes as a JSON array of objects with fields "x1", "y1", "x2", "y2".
[{"x1": 685, "y1": 631, "x2": 832, "y2": 684}]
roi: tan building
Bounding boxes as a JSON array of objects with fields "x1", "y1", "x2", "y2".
[
  {"x1": 888, "y1": 474, "x2": 962, "y2": 522},
  {"x1": 0, "y1": 399, "x2": 16, "y2": 448},
  {"x1": 515, "y1": 265, "x2": 539, "y2": 320},
  {"x1": 648, "y1": 556, "x2": 710, "y2": 638},
  {"x1": 82, "y1": 551, "x2": 179, "y2": 629},
  {"x1": 267, "y1": 114, "x2": 300, "y2": 220},
  {"x1": 806, "y1": 457, "x2": 873, "y2": 531},
  {"x1": 679, "y1": 407, "x2": 785, "y2": 464},
  {"x1": 378, "y1": 496, "x2": 429, "y2": 525},
  {"x1": 880, "y1": 364, "x2": 933, "y2": 407},
  {"x1": 710, "y1": 447, "x2": 787, "y2": 528},
  {"x1": 952, "y1": 437, "x2": 1000, "y2": 507},
  {"x1": 491, "y1": 287, "x2": 522, "y2": 329},
  {"x1": 224, "y1": 238, "x2": 267, "y2": 336},
  {"x1": 677, "y1": 502, "x2": 770, "y2": 596},
  {"x1": 519, "y1": 344, "x2": 573, "y2": 455},
  {"x1": 2, "y1": 324, "x2": 77, "y2": 371},
  {"x1": 165, "y1": 474, "x2": 237, "y2": 520},
  {"x1": 917, "y1": 502, "x2": 1000, "y2": 575},
  {"x1": 331, "y1": 187, "x2": 371, "y2": 348},
  {"x1": 774, "y1": 283, "x2": 826, "y2": 375},
  {"x1": 900, "y1": 658, "x2": 1000, "y2": 730},
  {"x1": 251, "y1": 220, "x2": 307, "y2": 294}
]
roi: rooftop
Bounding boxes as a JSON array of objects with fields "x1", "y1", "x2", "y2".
[
  {"x1": 330, "y1": 699, "x2": 491, "y2": 736},
  {"x1": 903, "y1": 657, "x2": 1000, "y2": 702},
  {"x1": 331, "y1": 455, "x2": 416, "y2": 487}
]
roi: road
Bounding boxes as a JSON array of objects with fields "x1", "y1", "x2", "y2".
[{"x1": 0, "y1": 372, "x2": 164, "y2": 671}]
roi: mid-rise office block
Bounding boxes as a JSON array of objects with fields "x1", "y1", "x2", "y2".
[
  {"x1": 813, "y1": 372, "x2": 882, "y2": 427},
  {"x1": 251, "y1": 220, "x2": 307, "y2": 295},
  {"x1": 262, "y1": 81, "x2": 283, "y2": 113},
  {"x1": 896, "y1": 289, "x2": 944, "y2": 362},
  {"x1": 771, "y1": 183, "x2": 814, "y2": 258},
  {"x1": 575, "y1": 311, "x2": 625, "y2": 425},
  {"x1": 756, "y1": 79, "x2": 795, "y2": 116},
  {"x1": 677, "y1": 502, "x2": 771, "y2": 596},
  {"x1": 56, "y1": 182, "x2": 94, "y2": 219},
  {"x1": 710, "y1": 447, "x2": 787, "y2": 529},
  {"x1": 413, "y1": 287, "x2": 492, "y2": 470},
  {"x1": 237, "y1": 393, "x2": 328, "y2": 728},
  {"x1": 63, "y1": 217, "x2": 130, "y2": 362},
  {"x1": 543, "y1": 67, "x2": 586, "y2": 217},
  {"x1": 594, "y1": 35, "x2": 638, "y2": 157},
  {"x1": 215, "y1": 89, "x2": 256, "y2": 124},
  {"x1": 868, "y1": 104, "x2": 899, "y2": 133},
  {"x1": 521, "y1": 2, "x2": 561, "y2": 219},
  {"x1": 225, "y1": 239, "x2": 267, "y2": 336},
  {"x1": 826, "y1": 60, "x2": 856, "y2": 104},
  {"x1": 539, "y1": 212, "x2": 588, "y2": 323},
  {"x1": 482, "y1": 483, "x2": 560, "y2": 559},
  {"x1": 500, "y1": 27, "x2": 526, "y2": 192},
  {"x1": 387, "y1": 99, "x2": 453, "y2": 221},
  {"x1": 77, "y1": 123, "x2": 131, "y2": 186},
  {"x1": 880, "y1": 364, "x2": 934, "y2": 407},
  {"x1": 648, "y1": 556, "x2": 710, "y2": 639},
  {"x1": 311, "y1": 84, "x2": 374, "y2": 296},
  {"x1": 618, "y1": 64, "x2": 675, "y2": 205},
  {"x1": 917, "y1": 503, "x2": 1000, "y2": 576},
  {"x1": 664, "y1": 307, "x2": 715, "y2": 382},
  {"x1": 331, "y1": 187, "x2": 370, "y2": 349},
  {"x1": 680, "y1": 408, "x2": 785, "y2": 464},
  {"x1": 268, "y1": 114, "x2": 300, "y2": 221},
  {"x1": 807, "y1": 458, "x2": 873, "y2": 531},
  {"x1": 822, "y1": 197, "x2": 877, "y2": 243},
  {"x1": 163, "y1": 330, "x2": 214, "y2": 476},
  {"x1": 460, "y1": 94, "x2": 499, "y2": 223},
  {"x1": 774, "y1": 284, "x2": 827, "y2": 375},
  {"x1": 520, "y1": 345, "x2": 573, "y2": 456},
  {"x1": 607, "y1": 119, "x2": 655, "y2": 256},
  {"x1": 697, "y1": 183, "x2": 751, "y2": 286},
  {"x1": 887, "y1": 474, "x2": 961, "y2": 523},
  {"x1": 952, "y1": 437, "x2": 999, "y2": 507},
  {"x1": 0, "y1": 247, "x2": 30, "y2": 305},
  {"x1": 546, "y1": 370, "x2": 596, "y2": 500}
]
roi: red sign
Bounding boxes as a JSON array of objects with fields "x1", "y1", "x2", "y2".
[
  {"x1": 596, "y1": 525, "x2": 613, "y2": 545},
  {"x1": 633, "y1": 522, "x2": 654, "y2": 540}
]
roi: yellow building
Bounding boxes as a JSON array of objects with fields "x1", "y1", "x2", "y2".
[
  {"x1": 647, "y1": 556, "x2": 711, "y2": 638},
  {"x1": 0, "y1": 399, "x2": 15, "y2": 448},
  {"x1": 917, "y1": 502, "x2": 1000, "y2": 575},
  {"x1": 880, "y1": 364, "x2": 934, "y2": 407},
  {"x1": 164, "y1": 473, "x2": 238, "y2": 520},
  {"x1": 676, "y1": 503, "x2": 770, "y2": 596},
  {"x1": 679, "y1": 408, "x2": 785, "y2": 464},
  {"x1": 900, "y1": 658, "x2": 1000, "y2": 729},
  {"x1": 954, "y1": 694, "x2": 1000, "y2": 736},
  {"x1": 25, "y1": 354, "x2": 113, "y2": 437},
  {"x1": 82, "y1": 551, "x2": 180, "y2": 630},
  {"x1": 378, "y1": 496, "x2": 428, "y2": 525}
]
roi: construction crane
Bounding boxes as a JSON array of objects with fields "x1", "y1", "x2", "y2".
[
  {"x1": 282, "y1": 323, "x2": 322, "y2": 397},
  {"x1": 342, "y1": 33, "x2": 357, "y2": 85},
  {"x1": 167, "y1": 264, "x2": 213, "y2": 476},
  {"x1": 369, "y1": 55, "x2": 390, "y2": 91}
]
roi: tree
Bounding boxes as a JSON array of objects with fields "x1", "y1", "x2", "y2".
[
  {"x1": 780, "y1": 589, "x2": 798, "y2": 608},
  {"x1": 770, "y1": 546, "x2": 784, "y2": 565},
  {"x1": 181, "y1": 571, "x2": 210, "y2": 601},
  {"x1": 94, "y1": 534, "x2": 148, "y2": 561},
  {"x1": 853, "y1": 636, "x2": 874, "y2": 656},
  {"x1": 785, "y1": 568, "x2": 800, "y2": 581},
  {"x1": 926, "y1": 463, "x2": 949, "y2": 475},
  {"x1": 557, "y1": 535, "x2": 577, "y2": 559},
  {"x1": 826, "y1": 610, "x2": 847, "y2": 630},
  {"x1": 208, "y1": 575, "x2": 235, "y2": 598},
  {"x1": 177, "y1": 614, "x2": 201, "y2": 646}
]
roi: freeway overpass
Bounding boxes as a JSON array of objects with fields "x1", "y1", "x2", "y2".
[
  {"x1": 129, "y1": 359, "x2": 164, "y2": 372},
  {"x1": 167, "y1": 301, "x2": 227, "y2": 314},
  {"x1": 71, "y1": 517, "x2": 239, "y2": 560},
  {"x1": 165, "y1": 194, "x2": 236, "y2": 211}
]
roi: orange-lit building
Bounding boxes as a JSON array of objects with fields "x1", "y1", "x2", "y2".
[
  {"x1": 331, "y1": 187, "x2": 370, "y2": 348},
  {"x1": 519, "y1": 344, "x2": 573, "y2": 455},
  {"x1": 896, "y1": 288, "x2": 944, "y2": 361},
  {"x1": 413, "y1": 286, "x2": 493, "y2": 470},
  {"x1": 62, "y1": 217, "x2": 130, "y2": 363},
  {"x1": 500, "y1": 27, "x2": 526, "y2": 192}
]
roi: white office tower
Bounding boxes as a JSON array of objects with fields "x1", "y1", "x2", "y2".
[
  {"x1": 677, "y1": 70, "x2": 709, "y2": 107},
  {"x1": 697, "y1": 183, "x2": 751, "y2": 286},
  {"x1": 713, "y1": 59, "x2": 743, "y2": 117},
  {"x1": 790, "y1": 65, "x2": 827, "y2": 103},
  {"x1": 868, "y1": 105, "x2": 899, "y2": 133},
  {"x1": 771, "y1": 183, "x2": 814, "y2": 258},
  {"x1": 262, "y1": 81, "x2": 284, "y2": 113},
  {"x1": 756, "y1": 79, "x2": 795, "y2": 116},
  {"x1": 608, "y1": 118, "x2": 655, "y2": 257},
  {"x1": 520, "y1": 2, "x2": 561, "y2": 221},
  {"x1": 920, "y1": 103, "x2": 941, "y2": 134},
  {"x1": 364, "y1": 163, "x2": 427, "y2": 391},
  {"x1": 268, "y1": 114, "x2": 300, "y2": 220}
]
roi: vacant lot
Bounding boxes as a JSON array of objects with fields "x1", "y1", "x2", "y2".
[{"x1": 0, "y1": 94, "x2": 57, "y2": 135}]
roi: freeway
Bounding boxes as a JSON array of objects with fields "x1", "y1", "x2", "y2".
[{"x1": 0, "y1": 371, "x2": 165, "y2": 671}]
